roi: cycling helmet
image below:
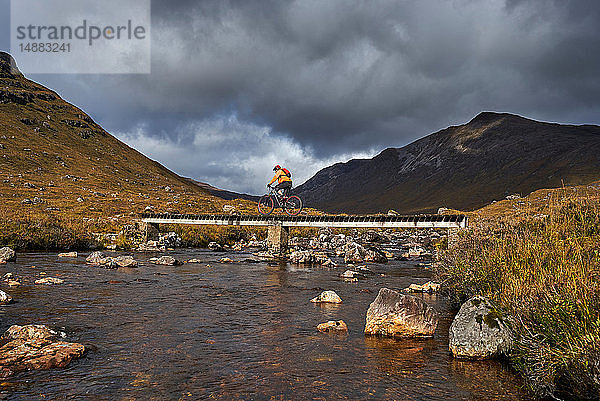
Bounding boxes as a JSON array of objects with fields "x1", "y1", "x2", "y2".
[{"x1": 273, "y1": 165, "x2": 281, "y2": 171}]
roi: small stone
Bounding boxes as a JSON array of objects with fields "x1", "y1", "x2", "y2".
[
  {"x1": 311, "y1": 290, "x2": 342, "y2": 304},
  {"x1": 219, "y1": 257, "x2": 234, "y2": 263},
  {"x1": 35, "y1": 277, "x2": 64, "y2": 285},
  {"x1": 0, "y1": 247, "x2": 16, "y2": 263},
  {"x1": 151, "y1": 256, "x2": 182, "y2": 266},
  {"x1": 317, "y1": 320, "x2": 348, "y2": 333},
  {"x1": 85, "y1": 251, "x2": 117, "y2": 268},
  {"x1": 404, "y1": 281, "x2": 441, "y2": 293},
  {"x1": 58, "y1": 251, "x2": 77, "y2": 258},
  {"x1": 339, "y1": 270, "x2": 363, "y2": 282},
  {"x1": 113, "y1": 255, "x2": 138, "y2": 268},
  {"x1": 86, "y1": 251, "x2": 105, "y2": 264},
  {"x1": 222, "y1": 205, "x2": 237, "y2": 214},
  {"x1": 186, "y1": 259, "x2": 202, "y2": 264},
  {"x1": 208, "y1": 242, "x2": 224, "y2": 252},
  {"x1": 7, "y1": 280, "x2": 20, "y2": 287},
  {"x1": 0, "y1": 290, "x2": 12, "y2": 304}
]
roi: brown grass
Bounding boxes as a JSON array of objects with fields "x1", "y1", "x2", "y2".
[{"x1": 437, "y1": 183, "x2": 600, "y2": 398}]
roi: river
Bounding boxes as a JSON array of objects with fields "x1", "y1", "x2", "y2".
[{"x1": 0, "y1": 250, "x2": 533, "y2": 400}]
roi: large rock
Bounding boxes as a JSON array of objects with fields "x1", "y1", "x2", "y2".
[
  {"x1": 0, "y1": 325, "x2": 85, "y2": 378},
  {"x1": 365, "y1": 288, "x2": 438, "y2": 338},
  {"x1": 311, "y1": 290, "x2": 342, "y2": 304},
  {"x1": 0, "y1": 247, "x2": 16, "y2": 263},
  {"x1": 449, "y1": 296, "x2": 513, "y2": 359},
  {"x1": 0, "y1": 290, "x2": 12, "y2": 304}
]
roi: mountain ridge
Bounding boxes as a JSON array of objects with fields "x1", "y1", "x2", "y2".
[{"x1": 295, "y1": 112, "x2": 600, "y2": 214}]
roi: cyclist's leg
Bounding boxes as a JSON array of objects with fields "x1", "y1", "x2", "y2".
[
  {"x1": 276, "y1": 181, "x2": 291, "y2": 197},
  {"x1": 284, "y1": 181, "x2": 292, "y2": 197}
]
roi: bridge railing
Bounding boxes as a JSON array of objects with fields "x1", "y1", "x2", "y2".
[{"x1": 139, "y1": 212, "x2": 468, "y2": 229}]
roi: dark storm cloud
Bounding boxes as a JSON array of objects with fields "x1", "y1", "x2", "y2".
[
  {"x1": 113, "y1": 0, "x2": 600, "y2": 154},
  {"x1": 4, "y1": 0, "x2": 600, "y2": 192}
]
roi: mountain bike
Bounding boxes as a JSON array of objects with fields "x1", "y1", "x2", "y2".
[{"x1": 258, "y1": 186, "x2": 303, "y2": 216}]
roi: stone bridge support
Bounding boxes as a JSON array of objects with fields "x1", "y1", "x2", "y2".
[
  {"x1": 141, "y1": 222, "x2": 160, "y2": 242},
  {"x1": 267, "y1": 225, "x2": 289, "y2": 257}
]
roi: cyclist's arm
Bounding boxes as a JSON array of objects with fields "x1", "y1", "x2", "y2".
[{"x1": 268, "y1": 173, "x2": 279, "y2": 186}]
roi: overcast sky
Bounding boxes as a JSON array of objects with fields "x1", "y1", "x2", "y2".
[{"x1": 2, "y1": 0, "x2": 600, "y2": 194}]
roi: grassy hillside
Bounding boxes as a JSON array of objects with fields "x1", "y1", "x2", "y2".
[
  {"x1": 437, "y1": 182, "x2": 600, "y2": 399},
  {"x1": 0, "y1": 52, "x2": 256, "y2": 248}
]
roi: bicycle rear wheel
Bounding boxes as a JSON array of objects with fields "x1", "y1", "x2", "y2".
[
  {"x1": 258, "y1": 195, "x2": 275, "y2": 215},
  {"x1": 284, "y1": 196, "x2": 303, "y2": 216}
]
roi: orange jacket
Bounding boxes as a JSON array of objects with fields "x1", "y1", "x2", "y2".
[{"x1": 269, "y1": 169, "x2": 292, "y2": 185}]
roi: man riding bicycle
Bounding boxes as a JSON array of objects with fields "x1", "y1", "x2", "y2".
[{"x1": 267, "y1": 165, "x2": 292, "y2": 197}]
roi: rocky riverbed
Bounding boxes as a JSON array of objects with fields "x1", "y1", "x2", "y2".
[{"x1": 0, "y1": 234, "x2": 533, "y2": 400}]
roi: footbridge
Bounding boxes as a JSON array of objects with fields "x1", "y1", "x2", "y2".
[{"x1": 140, "y1": 212, "x2": 467, "y2": 256}]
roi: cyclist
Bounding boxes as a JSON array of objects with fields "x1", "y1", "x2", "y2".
[{"x1": 267, "y1": 165, "x2": 292, "y2": 198}]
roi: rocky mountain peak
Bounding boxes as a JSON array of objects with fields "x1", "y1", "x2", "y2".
[{"x1": 0, "y1": 52, "x2": 23, "y2": 77}]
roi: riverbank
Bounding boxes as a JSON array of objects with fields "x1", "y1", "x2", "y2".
[{"x1": 436, "y1": 184, "x2": 600, "y2": 399}]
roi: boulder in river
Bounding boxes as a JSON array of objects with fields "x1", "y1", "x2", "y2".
[
  {"x1": 151, "y1": 256, "x2": 182, "y2": 266},
  {"x1": 449, "y1": 296, "x2": 513, "y2": 360},
  {"x1": 311, "y1": 290, "x2": 342, "y2": 304},
  {"x1": 289, "y1": 250, "x2": 335, "y2": 266},
  {"x1": 0, "y1": 325, "x2": 85, "y2": 378},
  {"x1": 35, "y1": 277, "x2": 64, "y2": 285},
  {"x1": 57, "y1": 251, "x2": 77, "y2": 258},
  {"x1": 0, "y1": 290, "x2": 12, "y2": 304},
  {"x1": 343, "y1": 242, "x2": 366, "y2": 263},
  {"x1": 85, "y1": 251, "x2": 117, "y2": 268},
  {"x1": 317, "y1": 320, "x2": 348, "y2": 333},
  {"x1": 365, "y1": 288, "x2": 438, "y2": 338},
  {"x1": 113, "y1": 255, "x2": 138, "y2": 268},
  {"x1": 0, "y1": 247, "x2": 16, "y2": 263},
  {"x1": 364, "y1": 247, "x2": 388, "y2": 263},
  {"x1": 208, "y1": 242, "x2": 224, "y2": 252}
]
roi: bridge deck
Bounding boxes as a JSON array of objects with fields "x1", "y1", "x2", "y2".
[{"x1": 140, "y1": 212, "x2": 468, "y2": 229}]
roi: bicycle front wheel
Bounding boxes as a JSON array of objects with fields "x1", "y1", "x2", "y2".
[
  {"x1": 284, "y1": 196, "x2": 303, "y2": 216},
  {"x1": 258, "y1": 195, "x2": 275, "y2": 216}
]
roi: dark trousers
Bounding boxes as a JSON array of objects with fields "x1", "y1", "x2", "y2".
[{"x1": 275, "y1": 181, "x2": 292, "y2": 196}]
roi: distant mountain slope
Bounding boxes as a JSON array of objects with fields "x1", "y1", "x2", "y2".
[
  {"x1": 0, "y1": 52, "x2": 254, "y2": 220},
  {"x1": 187, "y1": 179, "x2": 259, "y2": 202},
  {"x1": 295, "y1": 112, "x2": 600, "y2": 214}
]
